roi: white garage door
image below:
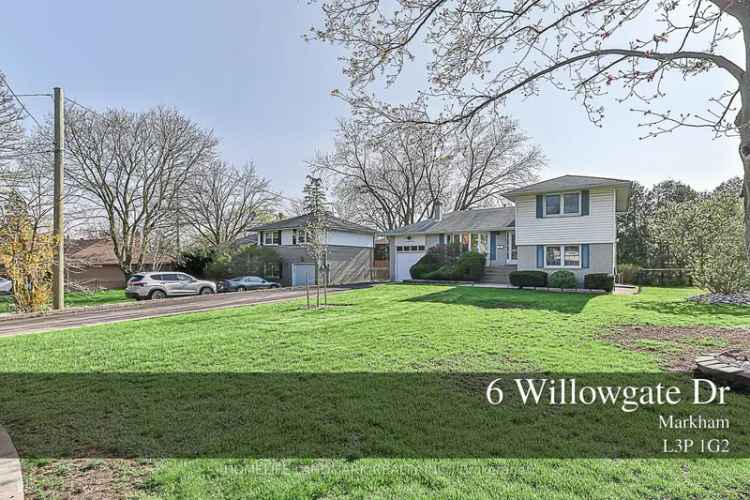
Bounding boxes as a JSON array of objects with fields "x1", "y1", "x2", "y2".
[
  {"x1": 292, "y1": 263, "x2": 316, "y2": 287},
  {"x1": 395, "y1": 251, "x2": 425, "y2": 281}
]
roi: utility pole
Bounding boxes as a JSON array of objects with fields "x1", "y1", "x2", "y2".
[{"x1": 53, "y1": 87, "x2": 64, "y2": 310}]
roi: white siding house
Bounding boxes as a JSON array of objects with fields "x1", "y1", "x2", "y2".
[
  {"x1": 386, "y1": 175, "x2": 632, "y2": 286},
  {"x1": 514, "y1": 188, "x2": 617, "y2": 245}
]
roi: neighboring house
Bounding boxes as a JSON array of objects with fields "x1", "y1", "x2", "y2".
[
  {"x1": 66, "y1": 238, "x2": 175, "y2": 289},
  {"x1": 251, "y1": 214, "x2": 378, "y2": 287},
  {"x1": 386, "y1": 175, "x2": 632, "y2": 285},
  {"x1": 233, "y1": 233, "x2": 258, "y2": 247}
]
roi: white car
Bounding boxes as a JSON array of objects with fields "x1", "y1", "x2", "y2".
[
  {"x1": 0, "y1": 278, "x2": 12, "y2": 295},
  {"x1": 125, "y1": 272, "x2": 217, "y2": 300}
]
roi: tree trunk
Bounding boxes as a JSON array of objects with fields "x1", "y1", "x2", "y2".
[{"x1": 739, "y1": 134, "x2": 750, "y2": 259}]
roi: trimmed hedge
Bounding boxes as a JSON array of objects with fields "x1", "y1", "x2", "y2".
[
  {"x1": 549, "y1": 270, "x2": 577, "y2": 289},
  {"x1": 584, "y1": 273, "x2": 615, "y2": 292},
  {"x1": 509, "y1": 270, "x2": 548, "y2": 288}
]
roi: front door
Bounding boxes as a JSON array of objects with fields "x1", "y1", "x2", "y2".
[{"x1": 490, "y1": 231, "x2": 508, "y2": 266}]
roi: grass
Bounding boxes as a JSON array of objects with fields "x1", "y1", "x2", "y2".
[
  {"x1": 0, "y1": 289, "x2": 132, "y2": 313},
  {"x1": 1, "y1": 284, "x2": 749, "y2": 498}
]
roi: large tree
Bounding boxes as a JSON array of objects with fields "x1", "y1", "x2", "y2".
[
  {"x1": 312, "y1": 0, "x2": 750, "y2": 251},
  {"x1": 65, "y1": 106, "x2": 217, "y2": 276},
  {"x1": 181, "y1": 160, "x2": 278, "y2": 250},
  {"x1": 311, "y1": 112, "x2": 450, "y2": 230},
  {"x1": 449, "y1": 111, "x2": 542, "y2": 210},
  {"x1": 312, "y1": 108, "x2": 541, "y2": 230}
]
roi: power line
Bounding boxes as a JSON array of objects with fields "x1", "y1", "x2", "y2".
[
  {"x1": 0, "y1": 74, "x2": 46, "y2": 129},
  {"x1": 0, "y1": 149, "x2": 54, "y2": 160},
  {"x1": 64, "y1": 96, "x2": 100, "y2": 116}
]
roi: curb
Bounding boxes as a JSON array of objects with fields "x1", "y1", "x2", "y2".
[
  {"x1": 0, "y1": 284, "x2": 339, "y2": 322},
  {"x1": 0, "y1": 428, "x2": 23, "y2": 499}
]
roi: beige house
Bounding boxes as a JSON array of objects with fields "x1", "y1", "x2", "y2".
[{"x1": 66, "y1": 239, "x2": 175, "y2": 289}]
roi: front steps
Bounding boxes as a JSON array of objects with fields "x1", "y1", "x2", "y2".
[{"x1": 481, "y1": 265, "x2": 517, "y2": 284}]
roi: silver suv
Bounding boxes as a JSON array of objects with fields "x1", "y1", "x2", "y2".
[{"x1": 125, "y1": 272, "x2": 217, "y2": 300}]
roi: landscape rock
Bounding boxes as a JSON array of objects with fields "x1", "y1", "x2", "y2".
[{"x1": 687, "y1": 292, "x2": 750, "y2": 305}]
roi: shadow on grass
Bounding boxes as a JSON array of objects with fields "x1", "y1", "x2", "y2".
[
  {"x1": 403, "y1": 287, "x2": 594, "y2": 314},
  {"x1": 627, "y1": 300, "x2": 750, "y2": 318},
  {"x1": 3, "y1": 372, "x2": 748, "y2": 459}
]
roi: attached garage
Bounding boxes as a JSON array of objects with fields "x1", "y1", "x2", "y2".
[
  {"x1": 392, "y1": 235, "x2": 426, "y2": 281},
  {"x1": 291, "y1": 263, "x2": 316, "y2": 287}
]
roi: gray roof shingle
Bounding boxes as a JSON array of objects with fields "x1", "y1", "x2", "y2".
[
  {"x1": 385, "y1": 206, "x2": 515, "y2": 235},
  {"x1": 503, "y1": 175, "x2": 632, "y2": 197},
  {"x1": 250, "y1": 213, "x2": 377, "y2": 234}
]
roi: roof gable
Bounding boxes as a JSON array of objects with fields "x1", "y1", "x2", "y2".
[
  {"x1": 503, "y1": 175, "x2": 632, "y2": 197},
  {"x1": 250, "y1": 213, "x2": 377, "y2": 234}
]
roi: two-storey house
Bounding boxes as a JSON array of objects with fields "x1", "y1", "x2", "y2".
[
  {"x1": 386, "y1": 175, "x2": 632, "y2": 285},
  {"x1": 251, "y1": 213, "x2": 378, "y2": 287}
]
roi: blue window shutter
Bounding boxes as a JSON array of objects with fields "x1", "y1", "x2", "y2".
[
  {"x1": 439, "y1": 233, "x2": 445, "y2": 245},
  {"x1": 581, "y1": 190, "x2": 590, "y2": 216},
  {"x1": 536, "y1": 245, "x2": 544, "y2": 268},
  {"x1": 536, "y1": 195, "x2": 543, "y2": 218},
  {"x1": 582, "y1": 244, "x2": 590, "y2": 269},
  {"x1": 490, "y1": 232, "x2": 496, "y2": 261},
  {"x1": 259, "y1": 231, "x2": 263, "y2": 246}
]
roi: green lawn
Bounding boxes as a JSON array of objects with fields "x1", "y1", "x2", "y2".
[
  {"x1": 1, "y1": 284, "x2": 749, "y2": 499},
  {"x1": 0, "y1": 289, "x2": 132, "y2": 313}
]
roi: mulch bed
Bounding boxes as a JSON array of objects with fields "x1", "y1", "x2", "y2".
[{"x1": 603, "y1": 325, "x2": 750, "y2": 372}]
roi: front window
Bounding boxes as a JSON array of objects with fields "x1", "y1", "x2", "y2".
[
  {"x1": 474, "y1": 233, "x2": 488, "y2": 254},
  {"x1": 263, "y1": 231, "x2": 281, "y2": 245},
  {"x1": 296, "y1": 229, "x2": 307, "y2": 245},
  {"x1": 545, "y1": 246, "x2": 561, "y2": 267},
  {"x1": 544, "y1": 192, "x2": 581, "y2": 216},
  {"x1": 563, "y1": 193, "x2": 580, "y2": 214},
  {"x1": 545, "y1": 194, "x2": 561, "y2": 215},
  {"x1": 545, "y1": 245, "x2": 581, "y2": 268},
  {"x1": 564, "y1": 245, "x2": 580, "y2": 267}
]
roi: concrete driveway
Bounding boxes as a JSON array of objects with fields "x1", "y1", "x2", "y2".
[{"x1": 0, "y1": 286, "x2": 352, "y2": 337}]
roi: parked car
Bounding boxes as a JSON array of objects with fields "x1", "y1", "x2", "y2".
[
  {"x1": 125, "y1": 272, "x2": 217, "y2": 300},
  {"x1": 0, "y1": 278, "x2": 11, "y2": 295},
  {"x1": 219, "y1": 276, "x2": 281, "y2": 292}
]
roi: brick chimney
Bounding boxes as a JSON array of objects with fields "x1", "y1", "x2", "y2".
[{"x1": 433, "y1": 201, "x2": 443, "y2": 220}]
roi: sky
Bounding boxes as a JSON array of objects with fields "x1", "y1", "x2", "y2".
[{"x1": 0, "y1": 1, "x2": 743, "y2": 199}]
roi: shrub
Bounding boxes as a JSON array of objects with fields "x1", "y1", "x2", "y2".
[
  {"x1": 584, "y1": 273, "x2": 614, "y2": 292},
  {"x1": 410, "y1": 250, "x2": 445, "y2": 279},
  {"x1": 424, "y1": 265, "x2": 458, "y2": 281},
  {"x1": 0, "y1": 202, "x2": 56, "y2": 313},
  {"x1": 549, "y1": 270, "x2": 577, "y2": 289},
  {"x1": 176, "y1": 248, "x2": 215, "y2": 278},
  {"x1": 509, "y1": 270, "x2": 548, "y2": 288},
  {"x1": 454, "y1": 251, "x2": 486, "y2": 281},
  {"x1": 618, "y1": 263, "x2": 640, "y2": 285}
]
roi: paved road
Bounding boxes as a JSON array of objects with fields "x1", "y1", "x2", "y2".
[{"x1": 0, "y1": 287, "x2": 349, "y2": 337}]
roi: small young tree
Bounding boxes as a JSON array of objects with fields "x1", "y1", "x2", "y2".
[
  {"x1": 0, "y1": 197, "x2": 56, "y2": 312},
  {"x1": 303, "y1": 175, "x2": 329, "y2": 307}
]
